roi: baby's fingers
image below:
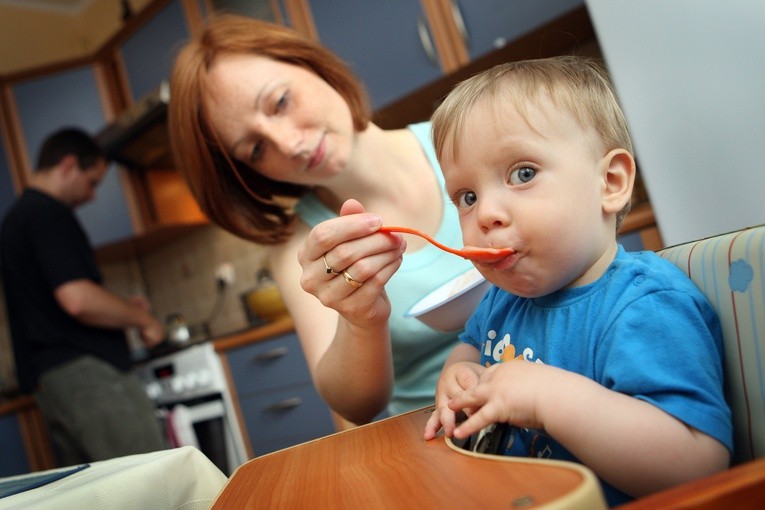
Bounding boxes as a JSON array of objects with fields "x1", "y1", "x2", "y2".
[{"x1": 424, "y1": 406, "x2": 458, "y2": 440}]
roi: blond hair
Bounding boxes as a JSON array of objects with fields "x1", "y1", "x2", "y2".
[{"x1": 432, "y1": 56, "x2": 634, "y2": 228}]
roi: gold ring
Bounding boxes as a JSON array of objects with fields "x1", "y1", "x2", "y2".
[
  {"x1": 322, "y1": 255, "x2": 337, "y2": 274},
  {"x1": 342, "y1": 270, "x2": 363, "y2": 288}
]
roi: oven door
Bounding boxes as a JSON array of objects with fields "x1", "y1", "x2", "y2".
[{"x1": 158, "y1": 394, "x2": 238, "y2": 476}]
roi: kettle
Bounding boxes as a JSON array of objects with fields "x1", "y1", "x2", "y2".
[
  {"x1": 166, "y1": 313, "x2": 191, "y2": 344},
  {"x1": 241, "y1": 269, "x2": 288, "y2": 324}
]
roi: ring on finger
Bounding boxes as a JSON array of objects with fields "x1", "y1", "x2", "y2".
[
  {"x1": 322, "y1": 255, "x2": 338, "y2": 274},
  {"x1": 342, "y1": 270, "x2": 363, "y2": 288}
]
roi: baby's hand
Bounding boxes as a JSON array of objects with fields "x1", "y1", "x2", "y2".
[
  {"x1": 423, "y1": 361, "x2": 485, "y2": 440},
  {"x1": 448, "y1": 360, "x2": 553, "y2": 440}
]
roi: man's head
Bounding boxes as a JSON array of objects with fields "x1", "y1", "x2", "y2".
[{"x1": 35, "y1": 127, "x2": 107, "y2": 208}]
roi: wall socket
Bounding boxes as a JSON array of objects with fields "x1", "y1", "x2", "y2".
[{"x1": 215, "y1": 262, "x2": 236, "y2": 286}]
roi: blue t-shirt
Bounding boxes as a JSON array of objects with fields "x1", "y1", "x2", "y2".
[
  {"x1": 461, "y1": 246, "x2": 732, "y2": 506},
  {"x1": 295, "y1": 122, "x2": 474, "y2": 415}
]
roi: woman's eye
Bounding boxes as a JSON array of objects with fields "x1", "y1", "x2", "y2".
[
  {"x1": 509, "y1": 166, "x2": 536, "y2": 185},
  {"x1": 249, "y1": 141, "x2": 264, "y2": 163},
  {"x1": 275, "y1": 91, "x2": 288, "y2": 112},
  {"x1": 455, "y1": 190, "x2": 477, "y2": 209}
]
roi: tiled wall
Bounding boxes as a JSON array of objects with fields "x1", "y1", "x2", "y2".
[{"x1": 0, "y1": 224, "x2": 271, "y2": 393}]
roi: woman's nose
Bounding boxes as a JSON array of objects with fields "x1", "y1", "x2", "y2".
[{"x1": 265, "y1": 120, "x2": 303, "y2": 158}]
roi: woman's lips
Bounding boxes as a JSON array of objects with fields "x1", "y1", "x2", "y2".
[{"x1": 307, "y1": 135, "x2": 326, "y2": 170}]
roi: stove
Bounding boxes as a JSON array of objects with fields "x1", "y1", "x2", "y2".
[{"x1": 133, "y1": 341, "x2": 248, "y2": 475}]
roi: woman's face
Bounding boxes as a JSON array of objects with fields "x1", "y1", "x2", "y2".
[{"x1": 203, "y1": 53, "x2": 356, "y2": 185}]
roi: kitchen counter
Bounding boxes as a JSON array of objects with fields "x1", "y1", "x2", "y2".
[{"x1": 211, "y1": 314, "x2": 294, "y2": 353}]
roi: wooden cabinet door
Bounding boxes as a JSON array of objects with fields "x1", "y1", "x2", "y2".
[
  {"x1": 306, "y1": 0, "x2": 447, "y2": 110},
  {"x1": 11, "y1": 66, "x2": 134, "y2": 247}
]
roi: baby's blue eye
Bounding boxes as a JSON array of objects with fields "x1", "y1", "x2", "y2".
[
  {"x1": 457, "y1": 191, "x2": 477, "y2": 208},
  {"x1": 509, "y1": 166, "x2": 536, "y2": 185}
]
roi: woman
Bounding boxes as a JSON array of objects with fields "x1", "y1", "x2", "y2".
[{"x1": 169, "y1": 14, "x2": 473, "y2": 424}]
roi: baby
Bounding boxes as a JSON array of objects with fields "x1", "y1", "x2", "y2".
[{"x1": 422, "y1": 56, "x2": 732, "y2": 506}]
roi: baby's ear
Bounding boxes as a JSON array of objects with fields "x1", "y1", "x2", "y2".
[{"x1": 600, "y1": 148, "x2": 636, "y2": 214}]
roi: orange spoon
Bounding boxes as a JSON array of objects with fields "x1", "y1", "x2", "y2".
[{"x1": 379, "y1": 226, "x2": 515, "y2": 262}]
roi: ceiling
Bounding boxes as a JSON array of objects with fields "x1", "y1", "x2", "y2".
[{"x1": 0, "y1": 0, "x2": 95, "y2": 16}]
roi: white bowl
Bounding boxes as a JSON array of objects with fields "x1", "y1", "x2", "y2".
[{"x1": 406, "y1": 267, "x2": 491, "y2": 332}]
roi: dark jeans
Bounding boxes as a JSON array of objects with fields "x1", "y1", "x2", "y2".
[{"x1": 35, "y1": 355, "x2": 165, "y2": 466}]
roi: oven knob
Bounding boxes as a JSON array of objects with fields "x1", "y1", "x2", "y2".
[
  {"x1": 185, "y1": 373, "x2": 198, "y2": 390},
  {"x1": 197, "y1": 369, "x2": 212, "y2": 387},
  {"x1": 146, "y1": 382, "x2": 162, "y2": 400},
  {"x1": 171, "y1": 376, "x2": 185, "y2": 393}
]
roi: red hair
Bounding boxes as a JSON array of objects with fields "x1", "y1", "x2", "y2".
[{"x1": 169, "y1": 14, "x2": 371, "y2": 244}]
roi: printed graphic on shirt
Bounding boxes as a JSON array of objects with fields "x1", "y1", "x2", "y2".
[{"x1": 480, "y1": 329, "x2": 544, "y2": 366}]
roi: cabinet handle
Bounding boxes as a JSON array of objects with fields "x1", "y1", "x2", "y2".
[
  {"x1": 450, "y1": 0, "x2": 470, "y2": 48},
  {"x1": 417, "y1": 17, "x2": 439, "y2": 67},
  {"x1": 265, "y1": 397, "x2": 303, "y2": 411},
  {"x1": 252, "y1": 346, "x2": 289, "y2": 362}
]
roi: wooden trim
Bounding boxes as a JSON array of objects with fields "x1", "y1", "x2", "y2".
[
  {"x1": 617, "y1": 457, "x2": 765, "y2": 510},
  {"x1": 218, "y1": 353, "x2": 255, "y2": 459},
  {"x1": 11, "y1": 396, "x2": 57, "y2": 472},
  {"x1": 270, "y1": 0, "x2": 285, "y2": 25},
  {"x1": 619, "y1": 203, "x2": 656, "y2": 234},
  {"x1": 181, "y1": 0, "x2": 206, "y2": 38},
  {"x1": 284, "y1": 0, "x2": 317, "y2": 40},
  {"x1": 92, "y1": 60, "x2": 118, "y2": 124},
  {"x1": 430, "y1": 0, "x2": 469, "y2": 68},
  {"x1": 0, "y1": 84, "x2": 25, "y2": 191},
  {"x1": 640, "y1": 225, "x2": 664, "y2": 251},
  {"x1": 420, "y1": 0, "x2": 463, "y2": 73},
  {"x1": 212, "y1": 314, "x2": 294, "y2": 352},
  {"x1": 0, "y1": 83, "x2": 31, "y2": 184}
]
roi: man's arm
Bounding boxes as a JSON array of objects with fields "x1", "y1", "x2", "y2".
[{"x1": 54, "y1": 279, "x2": 165, "y2": 348}]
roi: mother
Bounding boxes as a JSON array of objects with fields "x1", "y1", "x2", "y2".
[{"x1": 169, "y1": 14, "x2": 472, "y2": 424}]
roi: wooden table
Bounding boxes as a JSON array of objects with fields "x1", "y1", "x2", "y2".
[{"x1": 212, "y1": 406, "x2": 606, "y2": 509}]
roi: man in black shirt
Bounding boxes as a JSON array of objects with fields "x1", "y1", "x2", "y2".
[{"x1": 1, "y1": 127, "x2": 166, "y2": 465}]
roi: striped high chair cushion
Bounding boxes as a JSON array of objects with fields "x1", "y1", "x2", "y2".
[{"x1": 658, "y1": 225, "x2": 764, "y2": 464}]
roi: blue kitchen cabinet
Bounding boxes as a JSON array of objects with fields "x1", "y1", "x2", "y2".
[
  {"x1": 120, "y1": 0, "x2": 190, "y2": 100},
  {"x1": 0, "y1": 413, "x2": 30, "y2": 477},
  {"x1": 11, "y1": 67, "x2": 134, "y2": 247},
  {"x1": 449, "y1": 0, "x2": 584, "y2": 60},
  {"x1": 306, "y1": 0, "x2": 585, "y2": 110},
  {"x1": 307, "y1": 0, "x2": 447, "y2": 110},
  {"x1": 225, "y1": 332, "x2": 336, "y2": 457}
]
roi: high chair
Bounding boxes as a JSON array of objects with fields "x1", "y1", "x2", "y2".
[{"x1": 619, "y1": 224, "x2": 765, "y2": 508}]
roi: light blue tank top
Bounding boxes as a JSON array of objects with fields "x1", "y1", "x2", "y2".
[{"x1": 294, "y1": 122, "x2": 474, "y2": 415}]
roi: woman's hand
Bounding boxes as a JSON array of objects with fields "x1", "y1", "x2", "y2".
[{"x1": 297, "y1": 198, "x2": 406, "y2": 328}]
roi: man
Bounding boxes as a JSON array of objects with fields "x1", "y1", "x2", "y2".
[{"x1": 1, "y1": 127, "x2": 166, "y2": 465}]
